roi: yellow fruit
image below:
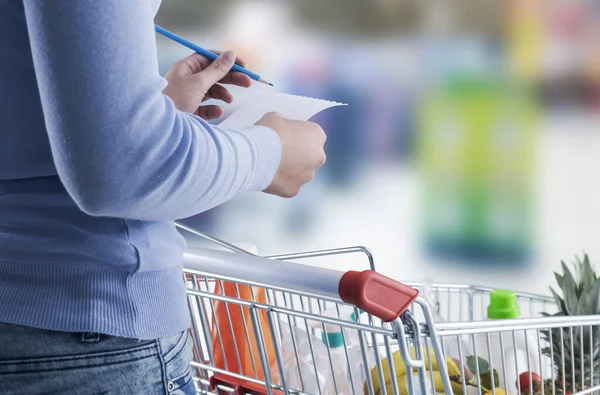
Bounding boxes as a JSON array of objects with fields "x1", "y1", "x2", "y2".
[
  {"x1": 392, "y1": 374, "x2": 409, "y2": 395},
  {"x1": 409, "y1": 347, "x2": 462, "y2": 377},
  {"x1": 390, "y1": 373, "x2": 432, "y2": 395},
  {"x1": 364, "y1": 348, "x2": 464, "y2": 395},
  {"x1": 433, "y1": 370, "x2": 465, "y2": 394},
  {"x1": 392, "y1": 372, "x2": 463, "y2": 395},
  {"x1": 445, "y1": 357, "x2": 462, "y2": 378},
  {"x1": 484, "y1": 389, "x2": 509, "y2": 395},
  {"x1": 365, "y1": 350, "x2": 406, "y2": 395}
]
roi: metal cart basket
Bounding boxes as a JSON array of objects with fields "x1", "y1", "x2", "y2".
[{"x1": 179, "y1": 224, "x2": 600, "y2": 395}]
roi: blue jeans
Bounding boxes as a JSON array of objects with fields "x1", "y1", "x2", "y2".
[{"x1": 0, "y1": 323, "x2": 196, "y2": 395}]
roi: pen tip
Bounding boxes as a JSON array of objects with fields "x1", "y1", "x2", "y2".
[{"x1": 259, "y1": 78, "x2": 274, "y2": 87}]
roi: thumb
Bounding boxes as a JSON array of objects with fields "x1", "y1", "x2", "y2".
[{"x1": 196, "y1": 51, "x2": 236, "y2": 86}]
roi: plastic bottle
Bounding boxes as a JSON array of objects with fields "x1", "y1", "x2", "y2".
[
  {"x1": 472, "y1": 289, "x2": 542, "y2": 394},
  {"x1": 277, "y1": 322, "x2": 330, "y2": 394},
  {"x1": 349, "y1": 309, "x2": 379, "y2": 375},
  {"x1": 322, "y1": 328, "x2": 356, "y2": 395},
  {"x1": 308, "y1": 307, "x2": 368, "y2": 395},
  {"x1": 419, "y1": 278, "x2": 471, "y2": 363}
]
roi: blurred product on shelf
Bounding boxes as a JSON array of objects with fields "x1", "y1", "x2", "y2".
[
  {"x1": 366, "y1": 78, "x2": 417, "y2": 162},
  {"x1": 284, "y1": 55, "x2": 367, "y2": 190},
  {"x1": 153, "y1": 0, "x2": 600, "y2": 278},
  {"x1": 506, "y1": 0, "x2": 544, "y2": 82},
  {"x1": 319, "y1": 82, "x2": 367, "y2": 189},
  {"x1": 418, "y1": 76, "x2": 540, "y2": 264}
]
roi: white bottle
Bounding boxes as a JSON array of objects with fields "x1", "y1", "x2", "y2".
[
  {"x1": 324, "y1": 335, "x2": 355, "y2": 395},
  {"x1": 472, "y1": 289, "x2": 544, "y2": 394},
  {"x1": 277, "y1": 322, "x2": 332, "y2": 394},
  {"x1": 309, "y1": 307, "x2": 367, "y2": 395},
  {"x1": 419, "y1": 278, "x2": 471, "y2": 362},
  {"x1": 349, "y1": 309, "x2": 379, "y2": 380}
]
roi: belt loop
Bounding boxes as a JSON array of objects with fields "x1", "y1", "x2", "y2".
[{"x1": 81, "y1": 332, "x2": 101, "y2": 343}]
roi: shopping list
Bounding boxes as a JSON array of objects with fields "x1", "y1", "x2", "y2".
[{"x1": 212, "y1": 88, "x2": 346, "y2": 129}]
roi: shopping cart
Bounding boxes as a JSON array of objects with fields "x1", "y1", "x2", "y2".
[{"x1": 178, "y1": 224, "x2": 600, "y2": 395}]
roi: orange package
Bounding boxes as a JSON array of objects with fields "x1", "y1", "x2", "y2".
[{"x1": 210, "y1": 280, "x2": 279, "y2": 395}]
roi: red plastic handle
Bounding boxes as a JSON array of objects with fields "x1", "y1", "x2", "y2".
[{"x1": 338, "y1": 270, "x2": 418, "y2": 322}]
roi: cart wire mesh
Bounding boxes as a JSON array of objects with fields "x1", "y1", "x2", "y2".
[{"x1": 178, "y1": 224, "x2": 600, "y2": 395}]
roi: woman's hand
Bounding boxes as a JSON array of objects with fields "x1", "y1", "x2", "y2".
[
  {"x1": 257, "y1": 113, "x2": 327, "y2": 198},
  {"x1": 163, "y1": 50, "x2": 252, "y2": 120}
]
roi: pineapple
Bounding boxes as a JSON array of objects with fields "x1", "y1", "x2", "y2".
[{"x1": 540, "y1": 254, "x2": 600, "y2": 394}]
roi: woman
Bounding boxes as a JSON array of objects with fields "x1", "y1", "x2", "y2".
[{"x1": 0, "y1": 1, "x2": 326, "y2": 394}]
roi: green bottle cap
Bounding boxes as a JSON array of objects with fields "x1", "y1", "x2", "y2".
[
  {"x1": 322, "y1": 331, "x2": 344, "y2": 348},
  {"x1": 350, "y1": 309, "x2": 364, "y2": 323},
  {"x1": 487, "y1": 289, "x2": 521, "y2": 319}
]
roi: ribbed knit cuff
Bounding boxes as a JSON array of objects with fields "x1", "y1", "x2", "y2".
[{"x1": 242, "y1": 125, "x2": 282, "y2": 192}]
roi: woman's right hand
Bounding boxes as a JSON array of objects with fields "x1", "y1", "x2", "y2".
[
  {"x1": 163, "y1": 50, "x2": 251, "y2": 120},
  {"x1": 256, "y1": 112, "x2": 327, "y2": 198}
]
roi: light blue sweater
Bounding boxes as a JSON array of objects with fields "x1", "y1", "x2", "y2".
[{"x1": 0, "y1": 1, "x2": 281, "y2": 339}]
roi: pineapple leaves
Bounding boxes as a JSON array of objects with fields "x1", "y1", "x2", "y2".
[
  {"x1": 561, "y1": 260, "x2": 573, "y2": 280},
  {"x1": 554, "y1": 272, "x2": 564, "y2": 290},
  {"x1": 561, "y1": 261, "x2": 579, "y2": 314},
  {"x1": 545, "y1": 254, "x2": 600, "y2": 385},
  {"x1": 582, "y1": 253, "x2": 595, "y2": 291},
  {"x1": 585, "y1": 278, "x2": 600, "y2": 315},
  {"x1": 541, "y1": 345, "x2": 552, "y2": 358},
  {"x1": 576, "y1": 293, "x2": 588, "y2": 315},
  {"x1": 550, "y1": 287, "x2": 567, "y2": 315}
]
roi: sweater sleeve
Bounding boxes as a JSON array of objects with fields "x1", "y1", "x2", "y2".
[{"x1": 22, "y1": 0, "x2": 281, "y2": 221}]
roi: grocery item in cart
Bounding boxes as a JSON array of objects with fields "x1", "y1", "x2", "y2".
[
  {"x1": 366, "y1": 346, "x2": 463, "y2": 395},
  {"x1": 419, "y1": 278, "x2": 471, "y2": 363},
  {"x1": 277, "y1": 312, "x2": 370, "y2": 395},
  {"x1": 350, "y1": 309, "x2": 380, "y2": 381},
  {"x1": 540, "y1": 254, "x2": 600, "y2": 394},
  {"x1": 182, "y1": 228, "x2": 455, "y2": 395},
  {"x1": 309, "y1": 306, "x2": 367, "y2": 395},
  {"x1": 472, "y1": 289, "x2": 542, "y2": 394},
  {"x1": 211, "y1": 267, "x2": 278, "y2": 393},
  {"x1": 278, "y1": 321, "x2": 331, "y2": 394}
]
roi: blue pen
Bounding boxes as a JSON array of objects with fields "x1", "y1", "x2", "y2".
[{"x1": 154, "y1": 25, "x2": 273, "y2": 86}]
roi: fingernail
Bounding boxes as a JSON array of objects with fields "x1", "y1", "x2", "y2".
[{"x1": 221, "y1": 51, "x2": 235, "y2": 64}]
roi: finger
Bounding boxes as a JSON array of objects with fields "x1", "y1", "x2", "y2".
[
  {"x1": 305, "y1": 171, "x2": 316, "y2": 183},
  {"x1": 169, "y1": 53, "x2": 211, "y2": 77},
  {"x1": 219, "y1": 72, "x2": 253, "y2": 87},
  {"x1": 318, "y1": 151, "x2": 327, "y2": 167},
  {"x1": 209, "y1": 49, "x2": 248, "y2": 68},
  {"x1": 193, "y1": 51, "x2": 236, "y2": 90},
  {"x1": 170, "y1": 50, "x2": 245, "y2": 77},
  {"x1": 195, "y1": 105, "x2": 224, "y2": 120},
  {"x1": 203, "y1": 84, "x2": 233, "y2": 104}
]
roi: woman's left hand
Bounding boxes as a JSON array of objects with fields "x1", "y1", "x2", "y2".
[{"x1": 163, "y1": 50, "x2": 252, "y2": 120}]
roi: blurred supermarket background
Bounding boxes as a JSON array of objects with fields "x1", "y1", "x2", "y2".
[{"x1": 156, "y1": 0, "x2": 600, "y2": 295}]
